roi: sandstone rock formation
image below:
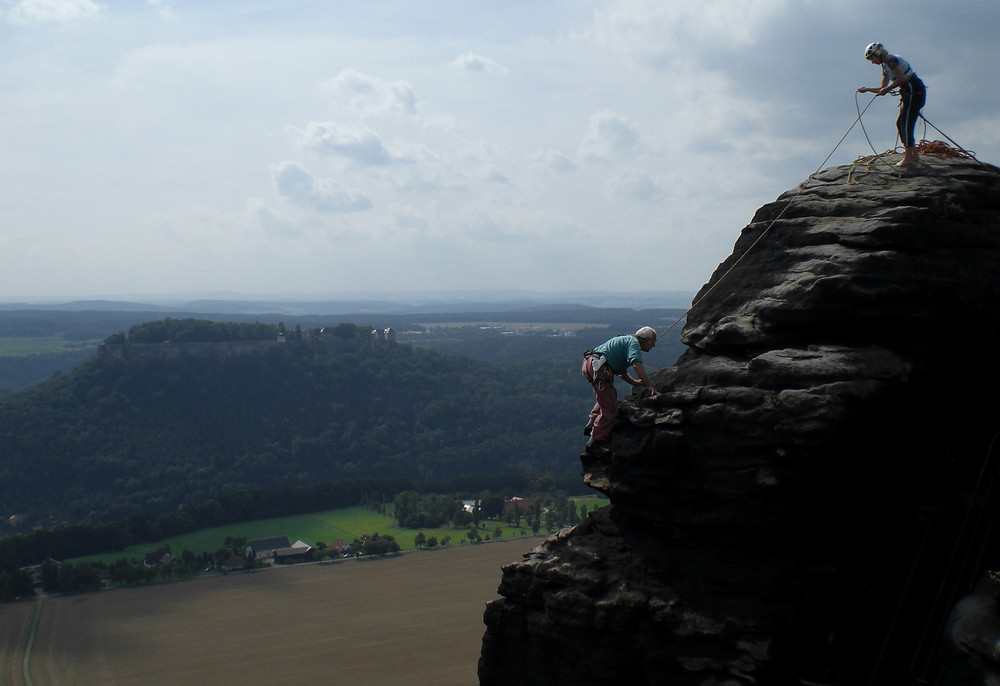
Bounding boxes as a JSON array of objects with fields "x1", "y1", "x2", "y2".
[
  {"x1": 940, "y1": 579, "x2": 1000, "y2": 686},
  {"x1": 480, "y1": 154, "x2": 1000, "y2": 685}
]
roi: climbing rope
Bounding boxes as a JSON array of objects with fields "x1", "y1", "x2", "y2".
[
  {"x1": 850, "y1": 89, "x2": 991, "y2": 180},
  {"x1": 853, "y1": 91, "x2": 901, "y2": 177},
  {"x1": 655, "y1": 94, "x2": 880, "y2": 342},
  {"x1": 656, "y1": 94, "x2": 994, "y2": 343},
  {"x1": 916, "y1": 139, "x2": 976, "y2": 159},
  {"x1": 645, "y1": 87, "x2": 998, "y2": 682}
]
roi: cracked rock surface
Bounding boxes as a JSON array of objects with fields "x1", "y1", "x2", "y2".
[{"x1": 479, "y1": 156, "x2": 1000, "y2": 685}]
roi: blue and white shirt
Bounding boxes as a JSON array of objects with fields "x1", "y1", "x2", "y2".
[
  {"x1": 593, "y1": 335, "x2": 643, "y2": 375},
  {"x1": 882, "y1": 54, "x2": 915, "y2": 83}
]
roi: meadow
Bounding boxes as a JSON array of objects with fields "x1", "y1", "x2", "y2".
[
  {"x1": 0, "y1": 336, "x2": 99, "y2": 357},
  {"x1": 74, "y1": 497, "x2": 608, "y2": 566},
  {"x1": 3, "y1": 536, "x2": 541, "y2": 686}
]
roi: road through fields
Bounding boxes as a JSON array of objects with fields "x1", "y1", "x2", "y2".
[{"x1": 2, "y1": 536, "x2": 541, "y2": 686}]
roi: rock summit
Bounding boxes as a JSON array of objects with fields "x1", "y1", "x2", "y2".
[{"x1": 480, "y1": 155, "x2": 1000, "y2": 685}]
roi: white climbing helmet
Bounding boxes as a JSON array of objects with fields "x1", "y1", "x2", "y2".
[{"x1": 865, "y1": 42, "x2": 885, "y2": 60}]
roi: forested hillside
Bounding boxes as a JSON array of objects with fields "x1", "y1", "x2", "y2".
[
  {"x1": 0, "y1": 303, "x2": 686, "y2": 393},
  {"x1": 0, "y1": 322, "x2": 599, "y2": 526}
]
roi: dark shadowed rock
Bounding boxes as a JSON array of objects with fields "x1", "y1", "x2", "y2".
[
  {"x1": 940, "y1": 580, "x2": 1000, "y2": 686},
  {"x1": 479, "y1": 155, "x2": 1000, "y2": 685}
]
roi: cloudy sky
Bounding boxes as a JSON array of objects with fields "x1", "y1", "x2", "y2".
[{"x1": 1, "y1": 0, "x2": 997, "y2": 302}]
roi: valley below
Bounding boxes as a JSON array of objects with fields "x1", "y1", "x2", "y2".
[{"x1": 1, "y1": 537, "x2": 538, "y2": 686}]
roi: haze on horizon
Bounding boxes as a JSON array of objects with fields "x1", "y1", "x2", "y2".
[{"x1": 2, "y1": 0, "x2": 998, "y2": 301}]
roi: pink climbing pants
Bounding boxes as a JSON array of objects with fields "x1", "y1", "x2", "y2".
[{"x1": 582, "y1": 354, "x2": 617, "y2": 442}]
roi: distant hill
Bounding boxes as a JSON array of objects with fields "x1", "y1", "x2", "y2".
[
  {"x1": 0, "y1": 303, "x2": 687, "y2": 393},
  {"x1": 0, "y1": 290, "x2": 695, "y2": 314},
  {"x1": 0, "y1": 321, "x2": 617, "y2": 526}
]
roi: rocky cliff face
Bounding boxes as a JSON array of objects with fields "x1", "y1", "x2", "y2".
[{"x1": 479, "y1": 155, "x2": 1000, "y2": 685}]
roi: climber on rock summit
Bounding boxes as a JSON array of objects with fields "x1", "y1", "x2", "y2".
[
  {"x1": 582, "y1": 326, "x2": 660, "y2": 455},
  {"x1": 858, "y1": 41, "x2": 926, "y2": 167}
]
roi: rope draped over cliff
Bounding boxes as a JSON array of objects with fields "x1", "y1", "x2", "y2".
[{"x1": 656, "y1": 95, "x2": 996, "y2": 344}]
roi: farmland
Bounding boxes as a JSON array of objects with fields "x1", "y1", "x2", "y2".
[
  {"x1": 73, "y1": 506, "x2": 406, "y2": 566},
  {"x1": 0, "y1": 336, "x2": 101, "y2": 357},
  {"x1": 2, "y1": 536, "x2": 540, "y2": 686},
  {"x1": 72, "y1": 498, "x2": 607, "y2": 567}
]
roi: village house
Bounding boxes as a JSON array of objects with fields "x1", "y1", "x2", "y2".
[
  {"x1": 220, "y1": 553, "x2": 246, "y2": 572},
  {"x1": 143, "y1": 549, "x2": 174, "y2": 568},
  {"x1": 245, "y1": 536, "x2": 290, "y2": 562},
  {"x1": 504, "y1": 494, "x2": 549, "y2": 514},
  {"x1": 273, "y1": 540, "x2": 314, "y2": 564}
]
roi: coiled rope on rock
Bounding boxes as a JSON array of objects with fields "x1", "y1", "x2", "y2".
[
  {"x1": 916, "y1": 139, "x2": 976, "y2": 158},
  {"x1": 850, "y1": 89, "x2": 994, "y2": 183}
]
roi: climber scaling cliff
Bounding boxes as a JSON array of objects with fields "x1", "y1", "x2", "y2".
[
  {"x1": 582, "y1": 327, "x2": 660, "y2": 456},
  {"x1": 480, "y1": 155, "x2": 1000, "y2": 686}
]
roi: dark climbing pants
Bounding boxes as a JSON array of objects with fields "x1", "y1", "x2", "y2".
[{"x1": 897, "y1": 76, "x2": 926, "y2": 148}]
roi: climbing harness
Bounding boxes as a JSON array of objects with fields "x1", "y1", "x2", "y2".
[
  {"x1": 656, "y1": 93, "x2": 996, "y2": 343},
  {"x1": 583, "y1": 350, "x2": 610, "y2": 389}
]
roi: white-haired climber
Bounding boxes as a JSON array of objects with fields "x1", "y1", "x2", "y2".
[{"x1": 581, "y1": 326, "x2": 660, "y2": 455}]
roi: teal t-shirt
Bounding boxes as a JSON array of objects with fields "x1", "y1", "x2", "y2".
[{"x1": 593, "y1": 335, "x2": 642, "y2": 374}]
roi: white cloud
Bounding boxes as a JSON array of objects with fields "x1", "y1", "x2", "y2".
[
  {"x1": 451, "y1": 52, "x2": 510, "y2": 76},
  {"x1": 391, "y1": 163, "x2": 469, "y2": 194},
  {"x1": 578, "y1": 110, "x2": 641, "y2": 162},
  {"x1": 147, "y1": 0, "x2": 173, "y2": 20},
  {"x1": 538, "y1": 150, "x2": 577, "y2": 174},
  {"x1": 591, "y1": 0, "x2": 788, "y2": 69},
  {"x1": 606, "y1": 171, "x2": 667, "y2": 203},
  {"x1": 482, "y1": 166, "x2": 510, "y2": 185},
  {"x1": 272, "y1": 161, "x2": 373, "y2": 214},
  {"x1": 255, "y1": 204, "x2": 302, "y2": 239},
  {"x1": 1, "y1": 0, "x2": 999, "y2": 299},
  {"x1": 288, "y1": 122, "x2": 402, "y2": 166},
  {"x1": 6, "y1": 0, "x2": 99, "y2": 24},
  {"x1": 324, "y1": 68, "x2": 416, "y2": 116}
]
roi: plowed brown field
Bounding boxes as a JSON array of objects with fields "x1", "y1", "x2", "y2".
[
  {"x1": 0, "y1": 601, "x2": 35, "y2": 685},
  {"x1": 0, "y1": 537, "x2": 538, "y2": 686}
]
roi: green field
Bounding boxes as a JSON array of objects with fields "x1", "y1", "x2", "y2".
[
  {"x1": 0, "y1": 336, "x2": 100, "y2": 357},
  {"x1": 74, "y1": 497, "x2": 609, "y2": 566}
]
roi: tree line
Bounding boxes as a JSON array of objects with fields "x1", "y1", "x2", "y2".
[
  {"x1": 113, "y1": 318, "x2": 375, "y2": 344},
  {"x1": 0, "y1": 475, "x2": 599, "y2": 602},
  {"x1": 0, "y1": 320, "x2": 589, "y2": 526},
  {"x1": 0, "y1": 314, "x2": 658, "y2": 600},
  {"x1": 394, "y1": 489, "x2": 600, "y2": 547},
  {"x1": 116, "y1": 318, "x2": 282, "y2": 343}
]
